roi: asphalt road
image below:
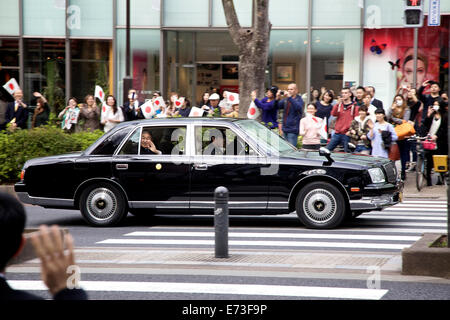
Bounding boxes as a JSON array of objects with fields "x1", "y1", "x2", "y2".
[{"x1": 5, "y1": 201, "x2": 450, "y2": 302}]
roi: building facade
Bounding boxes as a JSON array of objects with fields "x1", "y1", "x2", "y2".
[{"x1": 0, "y1": 0, "x2": 449, "y2": 112}]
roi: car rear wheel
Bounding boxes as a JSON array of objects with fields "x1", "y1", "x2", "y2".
[
  {"x1": 79, "y1": 183, "x2": 127, "y2": 227},
  {"x1": 295, "y1": 182, "x2": 346, "y2": 229}
]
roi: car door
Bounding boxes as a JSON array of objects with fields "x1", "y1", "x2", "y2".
[
  {"x1": 112, "y1": 125, "x2": 191, "y2": 209},
  {"x1": 189, "y1": 124, "x2": 269, "y2": 211}
]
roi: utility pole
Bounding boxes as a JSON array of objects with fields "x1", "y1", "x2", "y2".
[{"x1": 123, "y1": 0, "x2": 133, "y2": 104}]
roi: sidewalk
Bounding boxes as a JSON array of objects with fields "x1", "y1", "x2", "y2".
[{"x1": 402, "y1": 171, "x2": 448, "y2": 200}]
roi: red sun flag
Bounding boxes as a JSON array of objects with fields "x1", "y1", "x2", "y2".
[
  {"x1": 155, "y1": 100, "x2": 160, "y2": 105},
  {"x1": 3, "y1": 78, "x2": 20, "y2": 95},
  {"x1": 9, "y1": 83, "x2": 14, "y2": 90},
  {"x1": 250, "y1": 108, "x2": 256, "y2": 115},
  {"x1": 102, "y1": 106, "x2": 106, "y2": 112},
  {"x1": 175, "y1": 101, "x2": 181, "y2": 107},
  {"x1": 145, "y1": 106, "x2": 151, "y2": 113}
]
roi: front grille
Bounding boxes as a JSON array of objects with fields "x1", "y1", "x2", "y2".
[{"x1": 383, "y1": 162, "x2": 397, "y2": 183}]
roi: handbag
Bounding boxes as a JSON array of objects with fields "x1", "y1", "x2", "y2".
[
  {"x1": 389, "y1": 142, "x2": 400, "y2": 161},
  {"x1": 394, "y1": 121, "x2": 416, "y2": 140},
  {"x1": 423, "y1": 139, "x2": 437, "y2": 150}
]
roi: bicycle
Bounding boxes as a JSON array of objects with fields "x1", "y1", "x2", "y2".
[{"x1": 407, "y1": 135, "x2": 430, "y2": 191}]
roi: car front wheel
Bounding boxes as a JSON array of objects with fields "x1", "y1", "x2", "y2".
[
  {"x1": 295, "y1": 182, "x2": 346, "y2": 229},
  {"x1": 79, "y1": 183, "x2": 128, "y2": 227}
]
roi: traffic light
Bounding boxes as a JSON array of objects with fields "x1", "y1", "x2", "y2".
[{"x1": 403, "y1": 0, "x2": 424, "y2": 27}]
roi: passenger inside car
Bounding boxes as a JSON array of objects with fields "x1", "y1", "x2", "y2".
[{"x1": 140, "y1": 130, "x2": 162, "y2": 155}]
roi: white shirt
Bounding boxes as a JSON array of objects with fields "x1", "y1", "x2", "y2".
[
  {"x1": 103, "y1": 107, "x2": 124, "y2": 132},
  {"x1": 429, "y1": 116, "x2": 441, "y2": 137}
]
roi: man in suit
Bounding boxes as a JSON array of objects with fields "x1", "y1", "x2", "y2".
[
  {"x1": 5, "y1": 89, "x2": 29, "y2": 130},
  {"x1": 0, "y1": 192, "x2": 88, "y2": 300},
  {"x1": 121, "y1": 88, "x2": 144, "y2": 121},
  {"x1": 365, "y1": 86, "x2": 384, "y2": 111}
]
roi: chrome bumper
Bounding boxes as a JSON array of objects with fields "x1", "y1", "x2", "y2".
[
  {"x1": 349, "y1": 180, "x2": 404, "y2": 211},
  {"x1": 16, "y1": 192, "x2": 74, "y2": 207}
]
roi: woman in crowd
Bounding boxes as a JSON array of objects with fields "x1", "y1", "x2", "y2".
[
  {"x1": 315, "y1": 90, "x2": 334, "y2": 120},
  {"x1": 299, "y1": 103, "x2": 323, "y2": 150},
  {"x1": 31, "y1": 92, "x2": 49, "y2": 128},
  {"x1": 58, "y1": 97, "x2": 80, "y2": 133},
  {"x1": 368, "y1": 109, "x2": 398, "y2": 158},
  {"x1": 175, "y1": 97, "x2": 192, "y2": 117},
  {"x1": 251, "y1": 86, "x2": 278, "y2": 129},
  {"x1": 198, "y1": 92, "x2": 211, "y2": 110},
  {"x1": 347, "y1": 105, "x2": 373, "y2": 155},
  {"x1": 421, "y1": 100, "x2": 448, "y2": 186},
  {"x1": 405, "y1": 88, "x2": 423, "y2": 172},
  {"x1": 388, "y1": 94, "x2": 412, "y2": 180},
  {"x1": 79, "y1": 94, "x2": 100, "y2": 132},
  {"x1": 101, "y1": 95, "x2": 124, "y2": 133},
  {"x1": 310, "y1": 88, "x2": 320, "y2": 104}
]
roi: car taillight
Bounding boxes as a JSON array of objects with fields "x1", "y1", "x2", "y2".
[{"x1": 20, "y1": 170, "x2": 25, "y2": 181}]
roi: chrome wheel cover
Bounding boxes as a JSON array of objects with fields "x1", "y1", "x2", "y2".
[
  {"x1": 303, "y1": 188, "x2": 337, "y2": 224},
  {"x1": 86, "y1": 187, "x2": 117, "y2": 221}
]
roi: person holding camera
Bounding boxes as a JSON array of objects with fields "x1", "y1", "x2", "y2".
[
  {"x1": 275, "y1": 83, "x2": 304, "y2": 147},
  {"x1": 0, "y1": 192, "x2": 87, "y2": 300}
]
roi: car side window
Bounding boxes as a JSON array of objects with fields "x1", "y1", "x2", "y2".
[
  {"x1": 90, "y1": 127, "x2": 132, "y2": 155},
  {"x1": 139, "y1": 126, "x2": 186, "y2": 155},
  {"x1": 118, "y1": 128, "x2": 141, "y2": 155},
  {"x1": 195, "y1": 126, "x2": 255, "y2": 156}
]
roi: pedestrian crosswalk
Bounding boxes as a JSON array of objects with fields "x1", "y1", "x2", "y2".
[{"x1": 96, "y1": 199, "x2": 447, "y2": 253}]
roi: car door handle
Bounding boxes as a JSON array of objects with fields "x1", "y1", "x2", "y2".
[
  {"x1": 194, "y1": 163, "x2": 208, "y2": 171},
  {"x1": 116, "y1": 164, "x2": 128, "y2": 170}
]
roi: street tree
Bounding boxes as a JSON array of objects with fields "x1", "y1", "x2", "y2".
[{"x1": 222, "y1": 0, "x2": 271, "y2": 118}]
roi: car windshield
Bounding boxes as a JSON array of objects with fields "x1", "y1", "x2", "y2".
[{"x1": 235, "y1": 120, "x2": 296, "y2": 155}]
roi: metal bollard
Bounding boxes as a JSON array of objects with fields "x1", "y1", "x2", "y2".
[{"x1": 214, "y1": 186, "x2": 229, "y2": 258}]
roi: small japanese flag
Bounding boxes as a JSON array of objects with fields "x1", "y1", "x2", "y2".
[
  {"x1": 100, "y1": 102, "x2": 110, "y2": 124},
  {"x1": 225, "y1": 91, "x2": 239, "y2": 104},
  {"x1": 140, "y1": 100, "x2": 157, "y2": 119},
  {"x1": 95, "y1": 85, "x2": 105, "y2": 102},
  {"x1": 174, "y1": 97, "x2": 185, "y2": 108},
  {"x1": 189, "y1": 107, "x2": 205, "y2": 117},
  {"x1": 319, "y1": 117, "x2": 328, "y2": 140},
  {"x1": 3, "y1": 78, "x2": 20, "y2": 95},
  {"x1": 247, "y1": 101, "x2": 260, "y2": 120},
  {"x1": 153, "y1": 97, "x2": 166, "y2": 109}
]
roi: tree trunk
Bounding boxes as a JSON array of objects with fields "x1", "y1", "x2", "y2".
[{"x1": 222, "y1": 0, "x2": 271, "y2": 118}]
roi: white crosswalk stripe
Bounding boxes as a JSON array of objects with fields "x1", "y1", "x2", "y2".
[{"x1": 95, "y1": 199, "x2": 447, "y2": 252}]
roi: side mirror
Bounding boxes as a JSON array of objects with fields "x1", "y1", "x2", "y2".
[{"x1": 319, "y1": 147, "x2": 334, "y2": 165}]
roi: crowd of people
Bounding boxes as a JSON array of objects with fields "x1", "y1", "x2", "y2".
[{"x1": 0, "y1": 80, "x2": 448, "y2": 185}]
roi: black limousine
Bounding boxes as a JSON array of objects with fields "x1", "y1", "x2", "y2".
[{"x1": 15, "y1": 118, "x2": 403, "y2": 229}]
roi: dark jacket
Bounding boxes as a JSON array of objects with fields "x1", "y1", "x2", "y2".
[
  {"x1": 5, "y1": 101, "x2": 28, "y2": 129},
  {"x1": 371, "y1": 98, "x2": 384, "y2": 110},
  {"x1": 277, "y1": 95, "x2": 304, "y2": 134},
  {"x1": 254, "y1": 97, "x2": 278, "y2": 129},
  {"x1": 417, "y1": 85, "x2": 441, "y2": 124},
  {"x1": 422, "y1": 111, "x2": 448, "y2": 156},
  {"x1": 121, "y1": 101, "x2": 145, "y2": 121},
  {"x1": 0, "y1": 277, "x2": 88, "y2": 300}
]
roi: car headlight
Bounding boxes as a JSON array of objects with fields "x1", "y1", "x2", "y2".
[{"x1": 368, "y1": 168, "x2": 385, "y2": 183}]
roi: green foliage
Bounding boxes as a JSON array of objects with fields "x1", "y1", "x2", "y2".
[{"x1": 0, "y1": 126, "x2": 103, "y2": 183}]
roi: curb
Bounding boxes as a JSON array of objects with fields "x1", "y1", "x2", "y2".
[{"x1": 402, "y1": 233, "x2": 450, "y2": 279}]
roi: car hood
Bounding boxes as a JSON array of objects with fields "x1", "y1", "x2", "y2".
[
  {"x1": 281, "y1": 149, "x2": 390, "y2": 169},
  {"x1": 23, "y1": 152, "x2": 83, "y2": 168}
]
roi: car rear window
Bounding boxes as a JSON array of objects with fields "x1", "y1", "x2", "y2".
[{"x1": 90, "y1": 127, "x2": 132, "y2": 155}]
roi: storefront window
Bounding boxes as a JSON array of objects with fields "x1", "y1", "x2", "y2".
[
  {"x1": 71, "y1": 40, "x2": 112, "y2": 103},
  {"x1": 23, "y1": 39, "x2": 66, "y2": 112},
  {"x1": 364, "y1": 0, "x2": 403, "y2": 27},
  {"x1": 164, "y1": 0, "x2": 208, "y2": 27},
  {"x1": 69, "y1": 0, "x2": 113, "y2": 37},
  {"x1": 270, "y1": 30, "x2": 308, "y2": 94},
  {"x1": 212, "y1": 0, "x2": 252, "y2": 27},
  {"x1": 363, "y1": 16, "x2": 449, "y2": 108},
  {"x1": 313, "y1": 0, "x2": 361, "y2": 26},
  {"x1": 23, "y1": 0, "x2": 65, "y2": 36},
  {"x1": 269, "y1": 0, "x2": 308, "y2": 27},
  {"x1": 0, "y1": 39, "x2": 19, "y2": 102},
  {"x1": 117, "y1": 0, "x2": 160, "y2": 26},
  {"x1": 311, "y1": 29, "x2": 361, "y2": 95},
  {"x1": 0, "y1": 0, "x2": 19, "y2": 36},
  {"x1": 116, "y1": 29, "x2": 160, "y2": 104}
]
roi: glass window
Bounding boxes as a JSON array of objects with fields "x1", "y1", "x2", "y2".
[
  {"x1": 195, "y1": 126, "x2": 255, "y2": 156},
  {"x1": 269, "y1": 0, "x2": 308, "y2": 27},
  {"x1": 270, "y1": 30, "x2": 308, "y2": 95},
  {"x1": 164, "y1": 0, "x2": 208, "y2": 27},
  {"x1": 71, "y1": 40, "x2": 112, "y2": 103},
  {"x1": 311, "y1": 29, "x2": 361, "y2": 96},
  {"x1": 0, "y1": 39, "x2": 19, "y2": 87},
  {"x1": 0, "y1": 0, "x2": 19, "y2": 35},
  {"x1": 69, "y1": 0, "x2": 113, "y2": 37},
  {"x1": 196, "y1": 32, "x2": 237, "y2": 61},
  {"x1": 118, "y1": 127, "x2": 141, "y2": 155},
  {"x1": 23, "y1": 0, "x2": 65, "y2": 36},
  {"x1": 313, "y1": 0, "x2": 361, "y2": 26},
  {"x1": 364, "y1": 0, "x2": 403, "y2": 27},
  {"x1": 116, "y1": 29, "x2": 160, "y2": 104},
  {"x1": 141, "y1": 126, "x2": 186, "y2": 155},
  {"x1": 212, "y1": 0, "x2": 252, "y2": 27},
  {"x1": 91, "y1": 126, "x2": 132, "y2": 155},
  {"x1": 117, "y1": 0, "x2": 160, "y2": 26},
  {"x1": 23, "y1": 39, "x2": 66, "y2": 112}
]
